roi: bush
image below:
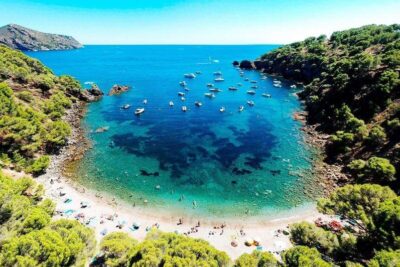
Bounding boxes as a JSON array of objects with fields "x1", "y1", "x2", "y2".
[
  {"x1": 26, "y1": 155, "x2": 50, "y2": 175},
  {"x1": 348, "y1": 157, "x2": 396, "y2": 183},
  {"x1": 368, "y1": 249, "x2": 400, "y2": 267},
  {"x1": 366, "y1": 125, "x2": 387, "y2": 146},
  {"x1": 17, "y1": 90, "x2": 34, "y2": 102}
]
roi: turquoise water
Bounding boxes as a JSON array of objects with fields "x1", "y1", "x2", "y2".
[{"x1": 27, "y1": 45, "x2": 321, "y2": 219}]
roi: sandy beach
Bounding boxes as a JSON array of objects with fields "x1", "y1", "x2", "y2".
[{"x1": 27, "y1": 139, "x2": 329, "y2": 261}]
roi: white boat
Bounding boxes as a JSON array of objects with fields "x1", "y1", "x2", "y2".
[
  {"x1": 239, "y1": 106, "x2": 244, "y2": 112},
  {"x1": 247, "y1": 90, "x2": 256, "y2": 95},
  {"x1": 184, "y1": 87, "x2": 190, "y2": 91},
  {"x1": 262, "y1": 93, "x2": 272, "y2": 98},
  {"x1": 169, "y1": 101, "x2": 174, "y2": 106},
  {"x1": 207, "y1": 83, "x2": 214, "y2": 88},
  {"x1": 228, "y1": 87, "x2": 237, "y2": 91},
  {"x1": 247, "y1": 100, "x2": 255, "y2": 106},
  {"x1": 213, "y1": 71, "x2": 222, "y2": 76},
  {"x1": 184, "y1": 73, "x2": 196, "y2": 79},
  {"x1": 143, "y1": 99, "x2": 148, "y2": 104},
  {"x1": 204, "y1": 93, "x2": 216, "y2": 98},
  {"x1": 179, "y1": 81, "x2": 187, "y2": 87},
  {"x1": 178, "y1": 92, "x2": 185, "y2": 96},
  {"x1": 121, "y1": 104, "x2": 131, "y2": 109},
  {"x1": 273, "y1": 84, "x2": 282, "y2": 88},
  {"x1": 182, "y1": 106, "x2": 187, "y2": 112},
  {"x1": 195, "y1": 101, "x2": 203, "y2": 107},
  {"x1": 209, "y1": 88, "x2": 222, "y2": 92},
  {"x1": 220, "y1": 107, "x2": 225, "y2": 113},
  {"x1": 135, "y1": 108, "x2": 145, "y2": 115},
  {"x1": 181, "y1": 97, "x2": 185, "y2": 101},
  {"x1": 261, "y1": 76, "x2": 267, "y2": 80},
  {"x1": 214, "y1": 77, "x2": 224, "y2": 82}
]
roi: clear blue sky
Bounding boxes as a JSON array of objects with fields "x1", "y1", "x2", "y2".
[{"x1": 1, "y1": 0, "x2": 399, "y2": 44}]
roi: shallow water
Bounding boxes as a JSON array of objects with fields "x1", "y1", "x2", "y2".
[{"x1": 27, "y1": 45, "x2": 322, "y2": 219}]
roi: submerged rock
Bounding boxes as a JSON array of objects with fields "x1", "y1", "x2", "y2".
[{"x1": 108, "y1": 84, "x2": 130, "y2": 96}]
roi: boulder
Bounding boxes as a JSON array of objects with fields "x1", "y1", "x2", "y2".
[
  {"x1": 80, "y1": 84, "x2": 104, "y2": 102},
  {"x1": 108, "y1": 84, "x2": 130, "y2": 96},
  {"x1": 239, "y1": 60, "x2": 254, "y2": 70},
  {"x1": 232, "y1": 60, "x2": 239, "y2": 66}
]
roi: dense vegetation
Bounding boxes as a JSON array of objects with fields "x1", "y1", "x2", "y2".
[
  {"x1": 0, "y1": 44, "x2": 84, "y2": 175},
  {"x1": 251, "y1": 24, "x2": 400, "y2": 192}
]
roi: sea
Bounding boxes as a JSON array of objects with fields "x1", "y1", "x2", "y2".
[{"x1": 26, "y1": 45, "x2": 322, "y2": 220}]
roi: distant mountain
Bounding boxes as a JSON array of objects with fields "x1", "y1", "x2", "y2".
[{"x1": 0, "y1": 24, "x2": 82, "y2": 51}]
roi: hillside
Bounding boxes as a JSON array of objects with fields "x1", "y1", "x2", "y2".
[
  {"x1": 0, "y1": 44, "x2": 95, "y2": 175},
  {"x1": 241, "y1": 24, "x2": 400, "y2": 192},
  {"x1": 0, "y1": 24, "x2": 82, "y2": 51}
]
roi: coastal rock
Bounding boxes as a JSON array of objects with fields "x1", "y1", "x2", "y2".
[
  {"x1": 108, "y1": 84, "x2": 130, "y2": 96},
  {"x1": 0, "y1": 24, "x2": 82, "y2": 51},
  {"x1": 239, "y1": 60, "x2": 255, "y2": 70},
  {"x1": 80, "y1": 84, "x2": 104, "y2": 102},
  {"x1": 232, "y1": 60, "x2": 239, "y2": 66}
]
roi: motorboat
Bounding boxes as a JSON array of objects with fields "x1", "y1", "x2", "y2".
[
  {"x1": 178, "y1": 92, "x2": 185, "y2": 96},
  {"x1": 195, "y1": 71, "x2": 202, "y2": 74},
  {"x1": 181, "y1": 97, "x2": 185, "y2": 101},
  {"x1": 214, "y1": 77, "x2": 224, "y2": 82},
  {"x1": 182, "y1": 106, "x2": 187, "y2": 112},
  {"x1": 251, "y1": 85, "x2": 258, "y2": 89},
  {"x1": 247, "y1": 90, "x2": 256, "y2": 95},
  {"x1": 135, "y1": 108, "x2": 145, "y2": 115},
  {"x1": 184, "y1": 87, "x2": 190, "y2": 91},
  {"x1": 244, "y1": 78, "x2": 249, "y2": 81},
  {"x1": 238, "y1": 106, "x2": 244, "y2": 112},
  {"x1": 143, "y1": 99, "x2": 148, "y2": 104},
  {"x1": 250, "y1": 80, "x2": 257, "y2": 84},
  {"x1": 220, "y1": 107, "x2": 225, "y2": 113},
  {"x1": 273, "y1": 84, "x2": 282, "y2": 88},
  {"x1": 247, "y1": 100, "x2": 255, "y2": 106},
  {"x1": 228, "y1": 87, "x2": 237, "y2": 91},
  {"x1": 262, "y1": 93, "x2": 272, "y2": 98},
  {"x1": 195, "y1": 101, "x2": 203, "y2": 107},
  {"x1": 179, "y1": 81, "x2": 187, "y2": 87},
  {"x1": 184, "y1": 73, "x2": 196, "y2": 79},
  {"x1": 207, "y1": 83, "x2": 214, "y2": 88},
  {"x1": 121, "y1": 104, "x2": 131, "y2": 109},
  {"x1": 213, "y1": 71, "x2": 222, "y2": 76},
  {"x1": 209, "y1": 88, "x2": 222, "y2": 92},
  {"x1": 169, "y1": 101, "x2": 174, "y2": 106},
  {"x1": 204, "y1": 93, "x2": 216, "y2": 98}
]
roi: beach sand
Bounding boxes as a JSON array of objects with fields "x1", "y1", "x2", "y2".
[{"x1": 31, "y1": 146, "x2": 330, "y2": 261}]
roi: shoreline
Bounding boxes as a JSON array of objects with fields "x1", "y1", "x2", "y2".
[{"x1": 31, "y1": 99, "x2": 335, "y2": 260}]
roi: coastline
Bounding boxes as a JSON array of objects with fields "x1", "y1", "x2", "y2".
[{"x1": 31, "y1": 98, "x2": 335, "y2": 260}]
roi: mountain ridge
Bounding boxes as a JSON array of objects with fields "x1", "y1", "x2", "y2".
[{"x1": 0, "y1": 24, "x2": 82, "y2": 51}]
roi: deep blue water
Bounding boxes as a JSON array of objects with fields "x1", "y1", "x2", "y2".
[{"x1": 27, "y1": 45, "x2": 321, "y2": 218}]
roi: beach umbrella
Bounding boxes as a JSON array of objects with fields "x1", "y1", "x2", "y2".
[{"x1": 231, "y1": 240, "x2": 238, "y2": 247}]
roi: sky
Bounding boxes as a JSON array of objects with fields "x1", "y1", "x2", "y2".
[{"x1": 0, "y1": 0, "x2": 399, "y2": 45}]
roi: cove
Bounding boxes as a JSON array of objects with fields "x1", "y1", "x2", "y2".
[{"x1": 26, "y1": 45, "x2": 322, "y2": 219}]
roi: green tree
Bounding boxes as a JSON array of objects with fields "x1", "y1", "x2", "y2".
[
  {"x1": 368, "y1": 249, "x2": 400, "y2": 267},
  {"x1": 99, "y1": 232, "x2": 137, "y2": 267},
  {"x1": 282, "y1": 246, "x2": 332, "y2": 267},
  {"x1": 234, "y1": 250, "x2": 279, "y2": 267}
]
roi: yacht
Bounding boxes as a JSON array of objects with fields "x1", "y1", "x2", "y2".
[
  {"x1": 135, "y1": 108, "x2": 145, "y2": 115},
  {"x1": 262, "y1": 93, "x2": 272, "y2": 98},
  {"x1": 207, "y1": 83, "x2": 214, "y2": 88},
  {"x1": 182, "y1": 106, "x2": 187, "y2": 112},
  {"x1": 251, "y1": 85, "x2": 258, "y2": 89},
  {"x1": 214, "y1": 77, "x2": 224, "y2": 82},
  {"x1": 247, "y1": 90, "x2": 256, "y2": 95},
  {"x1": 220, "y1": 107, "x2": 225, "y2": 113},
  {"x1": 238, "y1": 106, "x2": 244, "y2": 112},
  {"x1": 143, "y1": 99, "x2": 148, "y2": 104},
  {"x1": 213, "y1": 71, "x2": 222, "y2": 76},
  {"x1": 247, "y1": 100, "x2": 255, "y2": 106},
  {"x1": 121, "y1": 104, "x2": 131, "y2": 109},
  {"x1": 195, "y1": 101, "x2": 203, "y2": 107},
  {"x1": 184, "y1": 87, "x2": 190, "y2": 91},
  {"x1": 228, "y1": 87, "x2": 238, "y2": 91},
  {"x1": 209, "y1": 88, "x2": 222, "y2": 93},
  {"x1": 273, "y1": 84, "x2": 282, "y2": 88},
  {"x1": 204, "y1": 93, "x2": 216, "y2": 98},
  {"x1": 169, "y1": 101, "x2": 174, "y2": 106},
  {"x1": 179, "y1": 81, "x2": 187, "y2": 87},
  {"x1": 184, "y1": 73, "x2": 196, "y2": 79},
  {"x1": 178, "y1": 92, "x2": 185, "y2": 96}
]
